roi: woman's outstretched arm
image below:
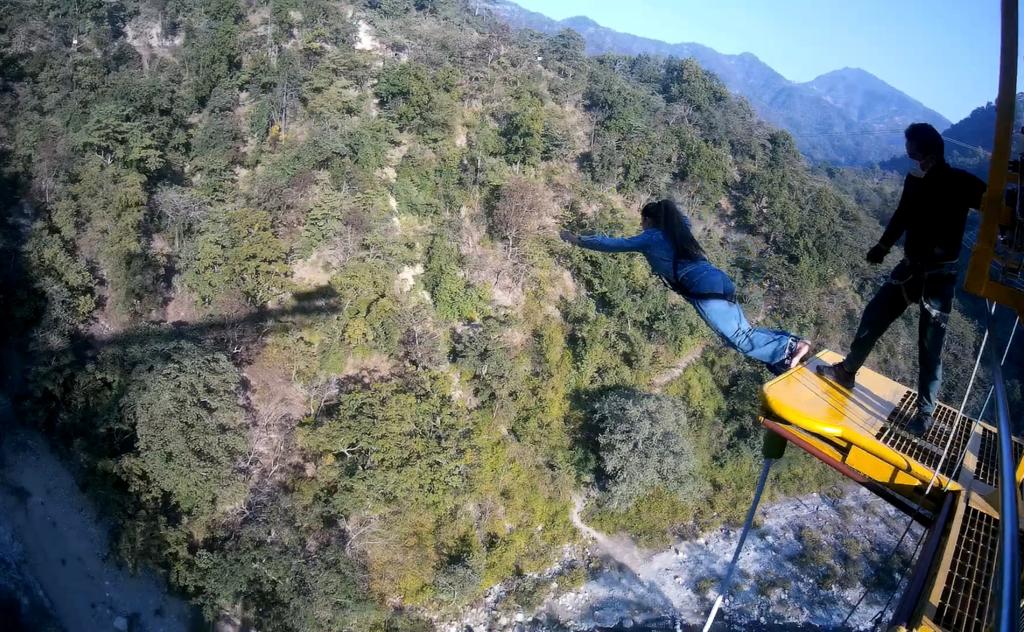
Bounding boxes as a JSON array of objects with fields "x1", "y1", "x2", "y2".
[{"x1": 559, "y1": 229, "x2": 655, "y2": 253}]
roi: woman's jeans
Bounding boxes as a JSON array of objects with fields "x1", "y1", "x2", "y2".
[{"x1": 690, "y1": 298, "x2": 797, "y2": 374}]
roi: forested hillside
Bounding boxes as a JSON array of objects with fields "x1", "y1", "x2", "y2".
[
  {"x1": 0, "y1": 1, "x2": 1011, "y2": 630},
  {"x1": 480, "y1": 0, "x2": 951, "y2": 165}
]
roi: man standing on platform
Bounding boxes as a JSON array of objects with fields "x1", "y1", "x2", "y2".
[{"x1": 817, "y1": 123, "x2": 986, "y2": 435}]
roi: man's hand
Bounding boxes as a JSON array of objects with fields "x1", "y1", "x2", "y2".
[
  {"x1": 559, "y1": 229, "x2": 579, "y2": 245},
  {"x1": 866, "y1": 243, "x2": 889, "y2": 265}
]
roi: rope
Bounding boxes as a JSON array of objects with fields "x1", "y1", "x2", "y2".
[
  {"x1": 870, "y1": 527, "x2": 931, "y2": 631},
  {"x1": 701, "y1": 458, "x2": 774, "y2": 632},
  {"x1": 926, "y1": 308, "x2": 991, "y2": 495},
  {"x1": 940, "y1": 306, "x2": 1020, "y2": 493},
  {"x1": 839, "y1": 516, "x2": 919, "y2": 628},
  {"x1": 786, "y1": 129, "x2": 989, "y2": 156},
  {"x1": 975, "y1": 314, "x2": 1020, "y2": 422},
  {"x1": 941, "y1": 135, "x2": 992, "y2": 155}
]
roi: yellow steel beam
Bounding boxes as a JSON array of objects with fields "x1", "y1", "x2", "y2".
[{"x1": 964, "y1": 0, "x2": 1023, "y2": 317}]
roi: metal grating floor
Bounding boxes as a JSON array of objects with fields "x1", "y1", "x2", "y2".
[
  {"x1": 934, "y1": 506, "x2": 999, "y2": 632},
  {"x1": 875, "y1": 391, "x2": 972, "y2": 479},
  {"x1": 975, "y1": 428, "x2": 1024, "y2": 488}
]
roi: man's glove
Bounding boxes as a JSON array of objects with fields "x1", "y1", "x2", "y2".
[{"x1": 866, "y1": 243, "x2": 889, "y2": 264}]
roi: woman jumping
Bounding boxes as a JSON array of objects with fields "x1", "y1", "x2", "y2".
[{"x1": 560, "y1": 199, "x2": 811, "y2": 375}]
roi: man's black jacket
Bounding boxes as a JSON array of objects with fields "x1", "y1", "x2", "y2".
[{"x1": 879, "y1": 161, "x2": 987, "y2": 266}]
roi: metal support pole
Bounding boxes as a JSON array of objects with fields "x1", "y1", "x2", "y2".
[{"x1": 991, "y1": 311, "x2": 1020, "y2": 632}]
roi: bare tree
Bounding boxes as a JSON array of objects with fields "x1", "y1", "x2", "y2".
[
  {"x1": 396, "y1": 305, "x2": 446, "y2": 368},
  {"x1": 489, "y1": 175, "x2": 551, "y2": 251},
  {"x1": 150, "y1": 185, "x2": 209, "y2": 250}
]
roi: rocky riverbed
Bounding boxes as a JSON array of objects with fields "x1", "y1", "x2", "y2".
[
  {"x1": 442, "y1": 485, "x2": 923, "y2": 632},
  {"x1": 0, "y1": 425, "x2": 199, "y2": 632}
]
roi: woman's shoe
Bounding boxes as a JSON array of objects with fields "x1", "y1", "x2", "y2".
[{"x1": 788, "y1": 340, "x2": 812, "y2": 369}]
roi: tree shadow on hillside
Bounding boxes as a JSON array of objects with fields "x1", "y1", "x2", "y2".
[{"x1": 55, "y1": 285, "x2": 343, "y2": 361}]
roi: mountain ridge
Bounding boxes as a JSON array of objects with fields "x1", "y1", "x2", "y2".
[
  {"x1": 483, "y1": 0, "x2": 950, "y2": 165},
  {"x1": 879, "y1": 94, "x2": 1024, "y2": 178}
]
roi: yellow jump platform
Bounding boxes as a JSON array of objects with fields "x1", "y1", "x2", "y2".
[
  {"x1": 761, "y1": 350, "x2": 969, "y2": 501},
  {"x1": 760, "y1": 350, "x2": 1024, "y2": 632}
]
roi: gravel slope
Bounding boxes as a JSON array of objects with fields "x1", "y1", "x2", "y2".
[{"x1": 0, "y1": 427, "x2": 199, "y2": 632}]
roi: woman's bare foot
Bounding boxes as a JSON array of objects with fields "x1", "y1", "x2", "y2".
[{"x1": 788, "y1": 340, "x2": 811, "y2": 369}]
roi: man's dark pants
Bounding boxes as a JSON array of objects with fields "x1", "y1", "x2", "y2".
[{"x1": 840, "y1": 261, "x2": 956, "y2": 416}]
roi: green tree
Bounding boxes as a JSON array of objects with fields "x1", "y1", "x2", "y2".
[
  {"x1": 300, "y1": 178, "x2": 350, "y2": 255},
  {"x1": 119, "y1": 341, "x2": 247, "y2": 516},
  {"x1": 367, "y1": 0, "x2": 414, "y2": 17},
  {"x1": 178, "y1": 505, "x2": 386, "y2": 629},
  {"x1": 583, "y1": 67, "x2": 670, "y2": 193},
  {"x1": 301, "y1": 50, "x2": 364, "y2": 120},
  {"x1": 592, "y1": 389, "x2": 705, "y2": 509},
  {"x1": 21, "y1": 219, "x2": 97, "y2": 343},
  {"x1": 184, "y1": 206, "x2": 288, "y2": 306},
  {"x1": 501, "y1": 88, "x2": 545, "y2": 168},
  {"x1": 422, "y1": 230, "x2": 485, "y2": 321},
  {"x1": 542, "y1": 29, "x2": 586, "y2": 80},
  {"x1": 329, "y1": 259, "x2": 401, "y2": 353},
  {"x1": 183, "y1": 0, "x2": 242, "y2": 104},
  {"x1": 71, "y1": 159, "x2": 158, "y2": 317},
  {"x1": 675, "y1": 128, "x2": 730, "y2": 201},
  {"x1": 661, "y1": 57, "x2": 730, "y2": 112},
  {"x1": 393, "y1": 146, "x2": 466, "y2": 216},
  {"x1": 190, "y1": 108, "x2": 240, "y2": 198},
  {"x1": 375, "y1": 63, "x2": 458, "y2": 142},
  {"x1": 75, "y1": 103, "x2": 165, "y2": 174}
]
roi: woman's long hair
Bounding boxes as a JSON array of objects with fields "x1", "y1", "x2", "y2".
[{"x1": 641, "y1": 199, "x2": 706, "y2": 261}]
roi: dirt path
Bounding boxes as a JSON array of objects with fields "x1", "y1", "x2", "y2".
[
  {"x1": 650, "y1": 343, "x2": 708, "y2": 393},
  {"x1": 569, "y1": 496, "x2": 649, "y2": 576},
  {"x1": 0, "y1": 427, "x2": 198, "y2": 632}
]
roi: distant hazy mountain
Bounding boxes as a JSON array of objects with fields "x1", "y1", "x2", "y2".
[{"x1": 481, "y1": 0, "x2": 950, "y2": 165}]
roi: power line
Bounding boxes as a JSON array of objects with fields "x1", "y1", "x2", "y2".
[
  {"x1": 793, "y1": 129, "x2": 905, "y2": 138},
  {"x1": 943, "y1": 135, "x2": 991, "y2": 155},
  {"x1": 789, "y1": 128, "x2": 991, "y2": 156}
]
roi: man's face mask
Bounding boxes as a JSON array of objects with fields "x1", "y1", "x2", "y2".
[{"x1": 905, "y1": 140, "x2": 926, "y2": 176}]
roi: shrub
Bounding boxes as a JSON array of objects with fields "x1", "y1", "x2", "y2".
[
  {"x1": 796, "y1": 527, "x2": 831, "y2": 568},
  {"x1": 422, "y1": 231, "x2": 486, "y2": 321},
  {"x1": 695, "y1": 575, "x2": 717, "y2": 597},
  {"x1": 755, "y1": 573, "x2": 792, "y2": 597}
]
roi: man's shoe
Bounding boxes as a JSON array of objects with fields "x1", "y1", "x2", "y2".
[
  {"x1": 816, "y1": 362, "x2": 856, "y2": 389},
  {"x1": 906, "y1": 411, "x2": 934, "y2": 436}
]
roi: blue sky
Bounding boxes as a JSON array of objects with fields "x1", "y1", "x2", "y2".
[{"x1": 511, "y1": 0, "x2": 1017, "y2": 122}]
